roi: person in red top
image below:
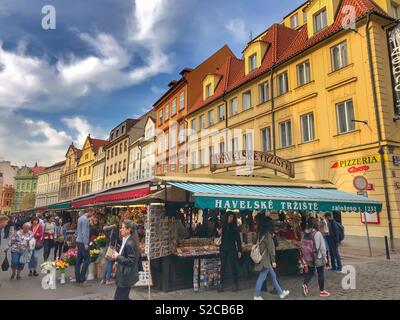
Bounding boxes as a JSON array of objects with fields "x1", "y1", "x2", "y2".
[{"x1": 28, "y1": 216, "x2": 44, "y2": 277}]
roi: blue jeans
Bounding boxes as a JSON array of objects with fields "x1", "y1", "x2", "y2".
[
  {"x1": 75, "y1": 242, "x2": 90, "y2": 283},
  {"x1": 254, "y1": 267, "x2": 283, "y2": 297},
  {"x1": 11, "y1": 252, "x2": 24, "y2": 270},
  {"x1": 327, "y1": 238, "x2": 342, "y2": 271},
  {"x1": 103, "y1": 260, "x2": 113, "y2": 281},
  {"x1": 28, "y1": 249, "x2": 39, "y2": 270}
]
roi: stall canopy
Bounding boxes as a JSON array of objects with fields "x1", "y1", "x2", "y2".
[
  {"x1": 48, "y1": 201, "x2": 71, "y2": 210},
  {"x1": 168, "y1": 182, "x2": 383, "y2": 213}
]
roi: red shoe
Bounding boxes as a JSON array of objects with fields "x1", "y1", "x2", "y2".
[{"x1": 320, "y1": 291, "x2": 331, "y2": 297}]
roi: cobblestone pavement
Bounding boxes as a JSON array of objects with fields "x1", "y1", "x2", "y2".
[{"x1": 71, "y1": 253, "x2": 400, "y2": 301}]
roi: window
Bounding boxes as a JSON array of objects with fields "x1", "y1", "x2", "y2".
[
  {"x1": 172, "y1": 99, "x2": 177, "y2": 115},
  {"x1": 290, "y1": 13, "x2": 299, "y2": 29},
  {"x1": 208, "y1": 110, "x2": 214, "y2": 127},
  {"x1": 392, "y1": 2, "x2": 400, "y2": 19},
  {"x1": 200, "y1": 114, "x2": 206, "y2": 129},
  {"x1": 199, "y1": 149, "x2": 205, "y2": 167},
  {"x1": 191, "y1": 151, "x2": 197, "y2": 170},
  {"x1": 159, "y1": 110, "x2": 163, "y2": 125},
  {"x1": 88, "y1": 166, "x2": 91, "y2": 175},
  {"x1": 121, "y1": 126, "x2": 125, "y2": 134},
  {"x1": 124, "y1": 141, "x2": 127, "y2": 152},
  {"x1": 179, "y1": 92, "x2": 185, "y2": 110},
  {"x1": 243, "y1": 91, "x2": 252, "y2": 111},
  {"x1": 232, "y1": 137, "x2": 239, "y2": 153},
  {"x1": 230, "y1": 97, "x2": 238, "y2": 117},
  {"x1": 158, "y1": 137, "x2": 163, "y2": 153},
  {"x1": 205, "y1": 84, "x2": 212, "y2": 98},
  {"x1": 120, "y1": 143, "x2": 122, "y2": 154},
  {"x1": 301, "y1": 113, "x2": 315, "y2": 142},
  {"x1": 336, "y1": 100, "x2": 355, "y2": 134},
  {"x1": 219, "y1": 142, "x2": 225, "y2": 154},
  {"x1": 179, "y1": 124, "x2": 185, "y2": 143},
  {"x1": 297, "y1": 60, "x2": 311, "y2": 86},
  {"x1": 85, "y1": 154, "x2": 88, "y2": 160},
  {"x1": 165, "y1": 133, "x2": 169, "y2": 150},
  {"x1": 261, "y1": 127, "x2": 272, "y2": 152},
  {"x1": 314, "y1": 8, "x2": 327, "y2": 33},
  {"x1": 249, "y1": 53, "x2": 257, "y2": 73},
  {"x1": 178, "y1": 158, "x2": 184, "y2": 173},
  {"x1": 243, "y1": 133, "x2": 253, "y2": 151},
  {"x1": 116, "y1": 129, "x2": 119, "y2": 137},
  {"x1": 218, "y1": 105, "x2": 225, "y2": 121},
  {"x1": 165, "y1": 105, "x2": 169, "y2": 120},
  {"x1": 115, "y1": 145, "x2": 118, "y2": 156},
  {"x1": 171, "y1": 127, "x2": 177, "y2": 148},
  {"x1": 123, "y1": 160, "x2": 126, "y2": 170},
  {"x1": 191, "y1": 119, "x2": 197, "y2": 133},
  {"x1": 277, "y1": 72, "x2": 289, "y2": 96},
  {"x1": 280, "y1": 121, "x2": 292, "y2": 148},
  {"x1": 111, "y1": 148, "x2": 114, "y2": 158},
  {"x1": 114, "y1": 164, "x2": 117, "y2": 173},
  {"x1": 259, "y1": 81, "x2": 269, "y2": 104},
  {"x1": 79, "y1": 169, "x2": 82, "y2": 177},
  {"x1": 303, "y1": 11, "x2": 307, "y2": 23},
  {"x1": 118, "y1": 161, "x2": 121, "y2": 172},
  {"x1": 331, "y1": 41, "x2": 348, "y2": 71}
]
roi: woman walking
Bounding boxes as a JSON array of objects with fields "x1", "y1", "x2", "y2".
[
  {"x1": 254, "y1": 216, "x2": 289, "y2": 300},
  {"x1": 43, "y1": 215, "x2": 56, "y2": 261},
  {"x1": 28, "y1": 217, "x2": 44, "y2": 277},
  {"x1": 301, "y1": 217, "x2": 330, "y2": 298},
  {"x1": 5, "y1": 222, "x2": 34, "y2": 280},
  {"x1": 111, "y1": 220, "x2": 140, "y2": 300},
  {"x1": 54, "y1": 219, "x2": 67, "y2": 260}
]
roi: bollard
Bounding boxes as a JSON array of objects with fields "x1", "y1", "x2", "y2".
[{"x1": 385, "y1": 236, "x2": 391, "y2": 260}]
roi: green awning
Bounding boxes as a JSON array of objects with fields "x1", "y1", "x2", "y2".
[
  {"x1": 168, "y1": 182, "x2": 383, "y2": 213},
  {"x1": 48, "y1": 201, "x2": 71, "y2": 210}
]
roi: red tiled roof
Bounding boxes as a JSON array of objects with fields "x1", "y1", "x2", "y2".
[
  {"x1": 89, "y1": 138, "x2": 108, "y2": 153},
  {"x1": 30, "y1": 166, "x2": 47, "y2": 176},
  {"x1": 188, "y1": 0, "x2": 391, "y2": 116}
]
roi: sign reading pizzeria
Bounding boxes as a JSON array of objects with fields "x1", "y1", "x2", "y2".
[
  {"x1": 331, "y1": 154, "x2": 382, "y2": 169},
  {"x1": 388, "y1": 22, "x2": 400, "y2": 116},
  {"x1": 210, "y1": 150, "x2": 295, "y2": 178}
]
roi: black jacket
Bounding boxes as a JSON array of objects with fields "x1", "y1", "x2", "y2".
[
  {"x1": 220, "y1": 221, "x2": 242, "y2": 254},
  {"x1": 115, "y1": 237, "x2": 139, "y2": 288}
]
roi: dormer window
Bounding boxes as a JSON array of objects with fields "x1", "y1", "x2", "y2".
[
  {"x1": 290, "y1": 13, "x2": 299, "y2": 29},
  {"x1": 205, "y1": 84, "x2": 212, "y2": 99},
  {"x1": 392, "y1": 2, "x2": 399, "y2": 19},
  {"x1": 313, "y1": 8, "x2": 327, "y2": 33},
  {"x1": 249, "y1": 53, "x2": 257, "y2": 73}
]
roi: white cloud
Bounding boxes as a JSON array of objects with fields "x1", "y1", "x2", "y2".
[
  {"x1": 0, "y1": 0, "x2": 175, "y2": 112},
  {"x1": 225, "y1": 19, "x2": 249, "y2": 44},
  {"x1": 62, "y1": 116, "x2": 108, "y2": 145}
]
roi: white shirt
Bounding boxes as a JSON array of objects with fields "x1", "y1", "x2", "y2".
[{"x1": 119, "y1": 235, "x2": 130, "y2": 255}]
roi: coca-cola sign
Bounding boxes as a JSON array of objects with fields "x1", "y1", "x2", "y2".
[{"x1": 388, "y1": 23, "x2": 400, "y2": 115}]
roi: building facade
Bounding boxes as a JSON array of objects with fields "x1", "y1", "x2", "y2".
[
  {"x1": 12, "y1": 164, "x2": 46, "y2": 212},
  {"x1": 128, "y1": 114, "x2": 156, "y2": 182},
  {"x1": 186, "y1": 0, "x2": 400, "y2": 248},
  {"x1": 59, "y1": 144, "x2": 81, "y2": 201},
  {"x1": 154, "y1": 45, "x2": 236, "y2": 175},
  {"x1": 0, "y1": 185, "x2": 13, "y2": 215},
  {"x1": 76, "y1": 136, "x2": 108, "y2": 196},
  {"x1": 35, "y1": 161, "x2": 65, "y2": 208},
  {"x1": 0, "y1": 161, "x2": 17, "y2": 187},
  {"x1": 104, "y1": 119, "x2": 138, "y2": 189},
  {"x1": 92, "y1": 146, "x2": 106, "y2": 193}
]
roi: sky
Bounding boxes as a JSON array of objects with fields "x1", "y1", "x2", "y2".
[{"x1": 0, "y1": 0, "x2": 304, "y2": 167}]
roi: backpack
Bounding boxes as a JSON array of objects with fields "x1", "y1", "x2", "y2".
[
  {"x1": 251, "y1": 235, "x2": 266, "y2": 264},
  {"x1": 300, "y1": 231, "x2": 317, "y2": 263},
  {"x1": 334, "y1": 221, "x2": 345, "y2": 243}
]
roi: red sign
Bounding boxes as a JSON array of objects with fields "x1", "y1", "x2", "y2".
[
  {"x1": 348, "y1": 165, "x2": 370, "y2": 174},
  {"x1": 395, "y1": 182, "x2": 400, "y2": 190},
  {"x1": 366, "y1": 184, "x2": 374, "y2": 191}
]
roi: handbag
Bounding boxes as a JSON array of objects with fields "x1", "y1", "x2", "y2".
[
  {"x1": 105, "y1": 228, "x2": 117, "y2": 261},
  {"x1": 20, "y1": 250, "x2": 32, "y2": 265},
  {"x1": 1, "y1": 253, "x2": 9, "y2": 272},
  {"x1": 250, "y1": 235, "x2": 266, "y2": 264}
]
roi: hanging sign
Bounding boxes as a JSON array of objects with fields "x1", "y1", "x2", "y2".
[
  {"x1": 210, "y1": 150, "x2": 295, "y2": 178},
  {"x1": 360, "y1": 212, "x2": 380, "y2": 225},
  {"x1": 388, "y1": 22, "x2": 400, "y2": 116}
]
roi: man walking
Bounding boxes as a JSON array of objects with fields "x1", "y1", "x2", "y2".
[
  {"x1": 325, "y1": 213, "x2": 343, "y2": 273},
  {"x1": 0, "y1": 215, "x2": 10, "y2": 287},
  {"x1": 75, "y1": 208, "x2": 95, "y2": 286}
]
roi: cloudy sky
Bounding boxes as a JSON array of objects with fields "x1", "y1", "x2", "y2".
[{"x1": 0, "y1": 0, "x2": 304, "y2": 166}]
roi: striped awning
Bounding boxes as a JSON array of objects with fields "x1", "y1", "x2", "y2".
[{"x1": 168, "y1": 182, "x2": 382, "y2": 213}]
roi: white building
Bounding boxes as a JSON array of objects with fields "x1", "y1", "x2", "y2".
[
  {"x1": 35, "y1": 161, "x2": 65, "y2": 208},
  {"x1": 128, "y1": 115, "x2": 156, "y2": 182},
  {"x1": 92, "y1": 146, "x2": 106, "y2": 192},
  {"x1": 0, "y1": 161, "x2": 18, "y2": 187}
]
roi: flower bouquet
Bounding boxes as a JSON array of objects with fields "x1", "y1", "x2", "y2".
[
  {"x1": 93, "y1": 234, "x2": 106, "y2": 249},
  {"x1": 63, "y1": 248, "x2": 78, "y2": 266},
  {"x1": 54, "y1": 259, "x2": 69, "y2": 272},
  {"x1": 90, "y1": 249, "x2": 101, "y2": 263}
]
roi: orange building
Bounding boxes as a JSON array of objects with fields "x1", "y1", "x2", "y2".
[
  {"x1": 0, "y1": 185, "x2": 13, "y2": 215},
  {"x1": 154, "y1": 45, "x2": 235, "y2": 174}
]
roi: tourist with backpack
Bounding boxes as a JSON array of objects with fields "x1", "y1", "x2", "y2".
[
  {"x1": 301, "y1": 217, "x2": 330, "y2": 298},
  {"x1": 325, "y1": 213, "x2": 344, "y2": 273},
  {"x1": 253, "y1": 215, "x2": 289, "y2": 300}
]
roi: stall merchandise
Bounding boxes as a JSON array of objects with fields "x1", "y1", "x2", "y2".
[
  {"x1": 175, "y1": 238, "x2": 219, "y2": 257},
  {"x1": 193, "y1": 258, "x2": 220, "y2": 292}
]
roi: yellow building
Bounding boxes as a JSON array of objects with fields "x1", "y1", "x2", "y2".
[
  {"x1": 186, "y1": 0, "x2": 400, "y2": 249},
  {"x1": 76, "y1": 135, "x2": 108, "y2": 196}
]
